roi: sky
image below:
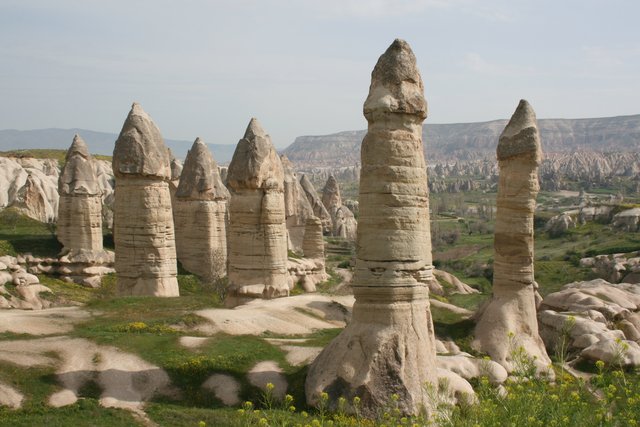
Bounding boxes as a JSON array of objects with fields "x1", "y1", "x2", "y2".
[{"x1": 1, "y1": 0, "x2": 639, "y2": 148}]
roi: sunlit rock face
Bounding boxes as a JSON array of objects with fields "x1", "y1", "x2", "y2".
[
  {"x1": 473, "y1": 99, "x2": 552, "y2": 375},
  {"x1": 281, "y1": 155, "x2": 314, "y2": 252},
  {"x1": 112, "y1": 103, "x2": 179, "y2": 297},
  {"x1": 174, "y1": 138, "x2": 229, "y2": 282},
  {"x1": 57, "y1": 134, "x2": 103, "y2": 253},
  {"x1": 306, "y1": 39, "x2": 438, "y2": 417},
  {"x1": 226, "y1": 118, "x2": 289, "y2": 303}
]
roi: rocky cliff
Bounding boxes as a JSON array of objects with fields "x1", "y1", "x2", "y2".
[{"x1": 284, "y1": 114, "x2": 640, "y2": 167}]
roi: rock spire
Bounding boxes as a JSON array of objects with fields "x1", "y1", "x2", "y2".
[
  {"x1": 306, "y1": 39, "x2": 437, "y2": 416},
  {"x1": 112, "y1": 103, "x2": 179, "y2": 296}
]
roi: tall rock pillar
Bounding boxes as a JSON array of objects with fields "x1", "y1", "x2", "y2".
[
  {"x1": 474, "y1": 99, "x2": 551, "y2": 374},
  {"x1": 57, "y1": 134, "x2": 103, "y2": 253},
  {"x1": 174, "y1": 138, "x2": 229, "y2": 282},
  {"x1": 112, "y1": 103, "x2": 179, "y2": 297},
  {"x1": 226, "y1": 118, "x2": 289, "y2": 303},
  {"x1": 306, "y1": 39, "x2": 437, "y2": 416}
]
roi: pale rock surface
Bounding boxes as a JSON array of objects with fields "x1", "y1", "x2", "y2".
[
  {"x1": 433, "y1": 269, "x2": 479, "y2": 295},
  {"x1": 612, "y1": 207, "x2": 640, "y2": 232},
  {"x1": 0, "y1": 157, "x2": 59, "y2": 222},
  {"x1": 300, "y1": 174, "x2": 333, "y2": 233},
  {"x1": 539, "y1": 279, "x2": 640, "y2": 366},
  {"x1": 321, "y1": 175, "x2": 342, "y2": 214},
  {"x1": 437, "y1": 355, "x2": 508, "y2": 385},
  {"x1": 545, "y1": 212, "x2": 575, "y2": 237},
  {"x1": 281, "y1": 155, "x2": 314, "y2": 252},
  {"x1": 174, "y1": 138, "x2": 229, "y2": 281},
  {"x1": 202, "y1": 374, "x2": 241, "y2": 406},
  {"x1": 226, "y1": 119, "x2": 289, "y2": 303},
  {"x1": 0, "y1": 336, "x2": 172, "y2": 414},
  {"x1": 0, "y1": 259, "x2": 54, "y2": 310},
  {"x1": 286, "y1": 216, "x2": 328, "y2": 293},
  {"x1": 57, "y1": 135, "x2": 103, "y2": 253},
  {"x1": 112, "y1": 103, "x2": 179, "y2": 297},
  {"x1": 321, "y1": 175, "x2": 358, "y2": 240},
  {"x1": 247, "y1": 361, "x2": 287, "y2": 399},
  {"x1": 0, "y1": 382, "x2": 23, "y2": 409},
  {"x1": 474, "y1": 100, "x2": 552, "y2": 375},
  {"x1": 306, "y1": 39, "x2": 437, "y2": 416}
]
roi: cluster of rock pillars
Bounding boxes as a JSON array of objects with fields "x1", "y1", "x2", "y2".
[{"x1": 23, "y1": 39, "x2": 640, "y2": 416}]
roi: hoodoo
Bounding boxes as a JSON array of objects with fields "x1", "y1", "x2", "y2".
[
  {"x1": 474, "y1": 99, "x2": 552, "y2": 374},
  {"x1": 112, "y1": 103, "x2": 179, "y2": 297},
  {"x1": 305, "y1": 39, "x2": 437, "y2": 416},
  {"x1": 57, "y1": 134, "x2": 103, "y2": 253},
  {"x1": 226, "y1": 118, "x2": 289, "y2": 303},
  {"x1": 174, "y1": 138, "x2": 229, "y2": 282}
]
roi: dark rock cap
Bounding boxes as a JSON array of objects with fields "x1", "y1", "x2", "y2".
[
  {"x1": 176, "y1": 137, "x2": 229, "y2": 201},
  {"x1": 497, "y1": 99, "x2": 542, "y2": 163},
  {"x1": 227, "y1": 118, "x2": 284, "y2": 190},
  {"x1": 363, "y1": 39, "x2": 427, "y2": 120},
  {"x1": 59, "y1": 134, "x2": 100, "y2": 195},
  {"x1": 112, "y1": 102, "x2": 172, "y2": 179}
]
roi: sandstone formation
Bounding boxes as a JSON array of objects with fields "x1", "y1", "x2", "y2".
[
  {"x1": 580, "y1": 252, "x2": 640, "y2": 284},
  {"x1": 299, "y1": 174, "x2": 332, "y2": 233},
  {"x1": 321, "y1": 175, "x2": 342, "y2": 213},
  {"x1": 174, "y1": 138, "x2": 229, "y2": 282},
  {"x1": 0, "y1": 157, "x2": 59, "y2": 222},
  {"x1": 112, "y1": 103, "x2": 179, "y2": 297},
  {"x1": 56, "y1": 135, "x2": 103, "y2": 254},
  {"x1": 226, "y1": 118, "x2": 289, "y2": 303},
  {"x1": 539, "y1": 279, "x2": 640, "y2": 367},
  {"x1": 545, "y1": 212, "x2": 575, "y2": 237},
  {"x1": 320, "y1": 175, "x2": 358, "y2": 240},
  {"x1": 287, "y1": 216, "x2": 328, "y2": 293},
  {"x1": 612, "y1": 207, "x2": 640, "y2": 232},
  {"x1": 306, "y1": 39, "x2": 437, "y2": 416},
  {"x1": 0, "y1": 255, "x2": 53, "y2": 310},
  {"x1": 281, "y1": 155, "x2": 314, "y2": 252},
  {"x1": 474, "y1": 100, "x2": 552, "y2": 374},
  {"x1": 168, "y1": 153, "x2": 183, "y2": 200}
]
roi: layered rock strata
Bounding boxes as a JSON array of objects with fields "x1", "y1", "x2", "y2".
[
  {"x1": 226, "y1": 119, "x2": 289, "y2": 303},
  {"x1": 281, "y1": 155, "x2": 314, "y2": 252},
  {"x1": 306, "y1": 39, "x2": 437, "y2": 416},
  {"x1": 112, "y1": 103, "x2": 179, "y2": 297},
  {"x1": 288, "y1": 216, "x2": 328, "y2": 293},
  {"x1": 300, "y1": 174, "x2": 332, "y2": 233},
  {"x1": 57, "y1": 135, "x2": 103, "y2": 253},
  {"x1": 174, "y1": 138, "x2": 229, "y2": 281},
  {"x1": 320, "y1": 175, "x2": 357, "y2": 240},
  {"x1": 474, "y1": 100, "x2": 551, "y2": 373}
]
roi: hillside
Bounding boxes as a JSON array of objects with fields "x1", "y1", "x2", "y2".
[
  {"x1": 284, "y1": 114, "x2": 640, "y2": 167},
  {"x1": 0, "y1": 128, "x2": 237, "y2": 164}
]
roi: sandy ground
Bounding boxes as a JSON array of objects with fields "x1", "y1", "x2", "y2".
[
  {"x1": 195, "y1": 294, "x2": 354, "y2": 336},
  {"x1": 0, "y1": 306, "x2": 90, "y2": 335},
  {"x1": 0, "y1": 335, "x2": 172, "y2": 418}
]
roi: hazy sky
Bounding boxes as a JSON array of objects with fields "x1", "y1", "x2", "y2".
[{"x1": 1, "y1": 0, "x2": 639, "y2": 148}]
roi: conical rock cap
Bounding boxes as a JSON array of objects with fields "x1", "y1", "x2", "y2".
[
  {"x1": 176, "y1": 138, "x2": 229, "y2": 201},
  {"x1": 113, "y1": 102, "x2": 172, "y2": 179}
]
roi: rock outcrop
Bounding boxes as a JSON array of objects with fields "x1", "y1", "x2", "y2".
[
  {"x1": 56, "y1": 135, "x2": 103, "y2": 253},
  {"x1": 287, "y1": 216, "x2": 328, "y2": 293},
  {"x1": 545, "y1": 212, "x2": 575, "y2": 237},
  {"x1": 0, "y1": 255, "x2": 53, "y2": 310},
  {"x1": 226, "y1": 119, "x2": 289, "y2": 303},
  {"x1": 299, "y1": 174, "x2": 332, "y2": 233},
  {"x1": 474, "y1": 100, "x2": 552, "y2": 374},
  {"x1": 174, "y1": 138, "x2": 229, "y2": 282},
  {"x1": 281, "y1": 155, "x2": 314, "y2": 252},
  {"x1": 320, "y1": 175, "x2": 357, "y2": 240},
  {"x1": 112, "y1": 103, "x2": 179, "y2": 297},
  {"x1": 306, "y1": 39, "x2": 438, "y2": 416},
  {"x1": 612, "y1": 207, "x2": 640, "y2": 232},
  {"x1": 539, "y1": 279, "x2": 640, "y2": 367}
]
